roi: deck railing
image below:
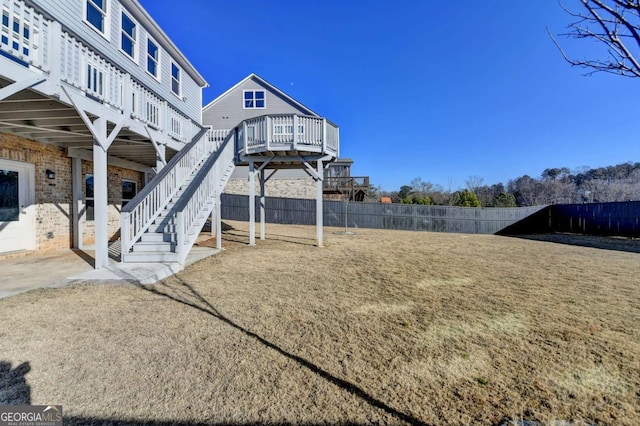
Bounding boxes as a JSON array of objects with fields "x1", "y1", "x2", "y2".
[
  {"x1": 1, "y1": 0, "x2": 47, "y2": 69},
  {"x1": 324, "y1": 176, "x2": 370, "y2": 190},
  {"x1": 174, "y1": 130, "x2": 235, "y2": 263},
  {"x1": 1, "y1": 0, "x2": 199, "y2": 143},
  {"x1": 241, "y1": 114, "x2": 338, "y2": 156},
  {"x1": 121, "y1": 127, "x2": 220, "y2": 254}
]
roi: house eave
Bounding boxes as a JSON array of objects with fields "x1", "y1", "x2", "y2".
[{"x1": 121, "y1": 0, "x2": 209, "y2": 88}]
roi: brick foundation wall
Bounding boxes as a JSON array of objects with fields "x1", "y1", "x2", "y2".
[
  {"x1": 0, "y1": 132, "x2": 144, "y2": 255},
  {"x1": 80, "y1": 161, "x2": 143, "y2": 246},
  {"x1": 224, "y1": 178, "x2": 316, "y2": 199}
]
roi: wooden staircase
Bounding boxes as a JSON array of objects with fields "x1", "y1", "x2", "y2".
[{"x1": 121, "y1": 128, "x2": 235, "y2": 264}]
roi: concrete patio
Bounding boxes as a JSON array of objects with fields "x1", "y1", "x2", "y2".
[{"x1": 0, "y1": 237, "x2": 219, "y2": 299}]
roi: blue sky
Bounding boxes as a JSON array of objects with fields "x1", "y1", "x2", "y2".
[{"x1": 140, "y1": 0, "x2": 640, "y2": 192}]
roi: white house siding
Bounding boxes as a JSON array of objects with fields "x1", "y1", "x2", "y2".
[
  {"x1": 203, "y1": 77, "x2": 315, "y2": 130},
  {"x1": 27, "y1": 0, "x2": 202, "y2": 123}
]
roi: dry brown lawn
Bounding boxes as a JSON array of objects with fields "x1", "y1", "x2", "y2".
[{"x1": 1, "y1": 221, "x2": 639, "y2": 425}]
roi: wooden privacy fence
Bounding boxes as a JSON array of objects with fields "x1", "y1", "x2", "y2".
[
  {"x1": 220, "y1": 194, "x2": 546, "y2": 234},
  {"x1": 549, "y1": 202, "x2": 640, "y2": 237}
]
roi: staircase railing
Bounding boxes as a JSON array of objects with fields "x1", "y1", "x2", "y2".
[
  {"x1": 174, "y1": 130, "x2": 235, "y2": 263},
  {"x1": 120, "y1": 126, "x2": 210, "y2": 256}
]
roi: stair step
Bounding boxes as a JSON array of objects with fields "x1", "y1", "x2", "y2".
[
  {"x1": 152, "y1": 216, "x2": 174, "y2": 226},
  {"x1": 140, "y1": 232, "x2": 175, "y2": 243},
  {"x1": 123, "y1": 252, "x2": 180, "y2": 263},
  {"x1": 132, "y1": 241, "x2": 175, "y2": 252},
  {"x1": 151, "y1": 223, "x2": 176, "y2": 233}
]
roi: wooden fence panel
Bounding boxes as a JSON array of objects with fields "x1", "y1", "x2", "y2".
[{"x1": 220, "y1": 194, "x2": 547, "y2": 235}]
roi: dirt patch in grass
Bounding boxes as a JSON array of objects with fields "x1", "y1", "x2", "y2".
[{"x1": 1, "y1": 221, "x2": 639, "y2": 425}]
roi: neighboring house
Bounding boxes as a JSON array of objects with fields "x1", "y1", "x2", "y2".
[
  {"x1": 323, "y1": 158, "x2": 370, "y2": 202},
  {"x1": 203, "y1": 73, "x2": 341, "y2": 199},
  {"x1": 0, "y1": 0, "x2": 208, "y2": 267},
  {"x1": 202, "y1": 73, "x2": 339, "y2": 244}
]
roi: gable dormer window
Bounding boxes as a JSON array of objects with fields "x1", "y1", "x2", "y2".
[
  {"x1": 243, "y1": 90, "x2": 265, "y2": 109},
  {"x1": 85, "y1": 0, "x2": 107, "y2": 34},
  {"x1": 120, "y1": 11, "x2": 137, "y2": 60}
]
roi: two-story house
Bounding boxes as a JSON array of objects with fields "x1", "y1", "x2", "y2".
[
  {"x1": 1, "y1": 6, "x2": 341, "y2": 267},
  {"x1": 0, "y1": 0, "x2": 210, "y2": 267},
  {"x1": 205, "y1": 75, "x2": 372, "y2": 205},
  {"x1": 203, "y1": 73, "x2": 340, "y2": 245}
]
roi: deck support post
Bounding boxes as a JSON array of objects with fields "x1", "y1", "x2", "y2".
[
  {"x1": 316, "y1": 159, "x2": 324, "y2": 247},
  {"x1": 248, "y1": 159, "x2": 256, "y2": 246},
  {"x1": 92, "y1": 119, "x2": 109, "y2": 269},
  {"x1": 260, "y1": 169, "x2": 266, "y2": 240},
  {"x1": 63, "y1": 88, "x2": 124, "y2": 268},
  {"x1": 210, "y1": 203, "x2": 215, "y2": 237},
  {"x1": 71, "y1": 156, "x2": 83, "y2": 249},
  {"x1": 216, "y1": 196, "x2": 222, "y2": 250}
]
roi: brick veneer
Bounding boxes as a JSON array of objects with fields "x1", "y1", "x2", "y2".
[
  {"x1": 224, "y1": 178, "x2": 316, "y2": 199},
  {"x1": 0, "y1": 132, "x2": 143, "y2": 256}
]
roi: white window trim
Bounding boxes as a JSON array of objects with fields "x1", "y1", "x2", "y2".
[
  {"x1": 119, "y1": 9, "x2": 138, "y2": 63},
  {"x1": 146, "y1": 35, "x2": 161, "y2": 81},
  {"x1": 243, "y1": 90, "x2": 266, "y2": 109},
  {"x1": 170, "y1": 61, "x2": 182, "y2": 98},
  {"x1": 82, "y1": 0, "x2": 110, "y2": 41}
]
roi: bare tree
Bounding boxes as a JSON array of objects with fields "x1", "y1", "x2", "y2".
[
  {"x1": 464, "y1": 175, "x2": 484, "y2": 194},
  {"x1": 550, "y1": 0, "x2": 640, "y2": 77}
]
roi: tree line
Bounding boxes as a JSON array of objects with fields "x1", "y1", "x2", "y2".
[{"x1": 376, "y1": 162, "x2": 640, "y2": 207}]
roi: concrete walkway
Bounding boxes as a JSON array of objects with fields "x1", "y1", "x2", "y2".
[{"x1": 0, "y1": 243, "x2": 218, "y2": 300}]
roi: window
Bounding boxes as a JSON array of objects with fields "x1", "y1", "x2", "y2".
[
  {"x1": 1, "y1": 11, "x2": 8, "y2": 46},
  {"x1": 171, "y1": 62, "x2": 181, "y2": 96},
  {"x1": 85, "y1": 0, "x2": 107, "y2": 34},
  {"x1": 85, "y1": 174, "x2": 94, "y2": 221},
  {"x1": 120, "y1": 11, "x2": 137, "y2": 59},
  {"x1": 146, "y1": 38, "x2": 159, "y2": 78},
  {"x1": 121, "y1": 180, "x2": 137, "y2": 207},
  {"x1": 243, "y1": 90, "x2": 265, "y2": 109},
  {"x1": 0, "y1": 169, "x2": 19, "y2": 222}
]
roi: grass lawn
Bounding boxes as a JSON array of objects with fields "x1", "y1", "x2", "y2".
[{"x1": 1, "y1": 221, "x2": 639, "y2": 425}]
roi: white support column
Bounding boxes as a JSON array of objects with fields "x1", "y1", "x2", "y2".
[
  {"x1": 210, "y1": 203, "x2": 216, "y2": 237},
  {"x1": 260, "y1": 169, "x2": 266, "y2": 240},
  {"x1": 316, "y1": 159, "x2": 324, "y2": 247},
  {"x1": 216, "y1": 196, "x2": 222, "y2": 251},
  {"x1": 248, "y1": 159, "x2": 256, "y2": 246},
  {"x1": 93, "y1": 119, "x2": 109, "y2": 268},
  {"x1": 71, "y1": 157, "x2": 83, "y2": 249}
]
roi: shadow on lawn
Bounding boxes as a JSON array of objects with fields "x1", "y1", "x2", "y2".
[
  {"x1": 136, "y1": 279, "x2": 429, "y2": 426},
  {"x1": 0, "y1": 360, "x2": 31, "y2": 404},
  {"x1": 223, "y1": 229, "x2": 318, "y2": 247},
  {"x1": 507, "y1": 234, "x2": 640, "y2": 254}
]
